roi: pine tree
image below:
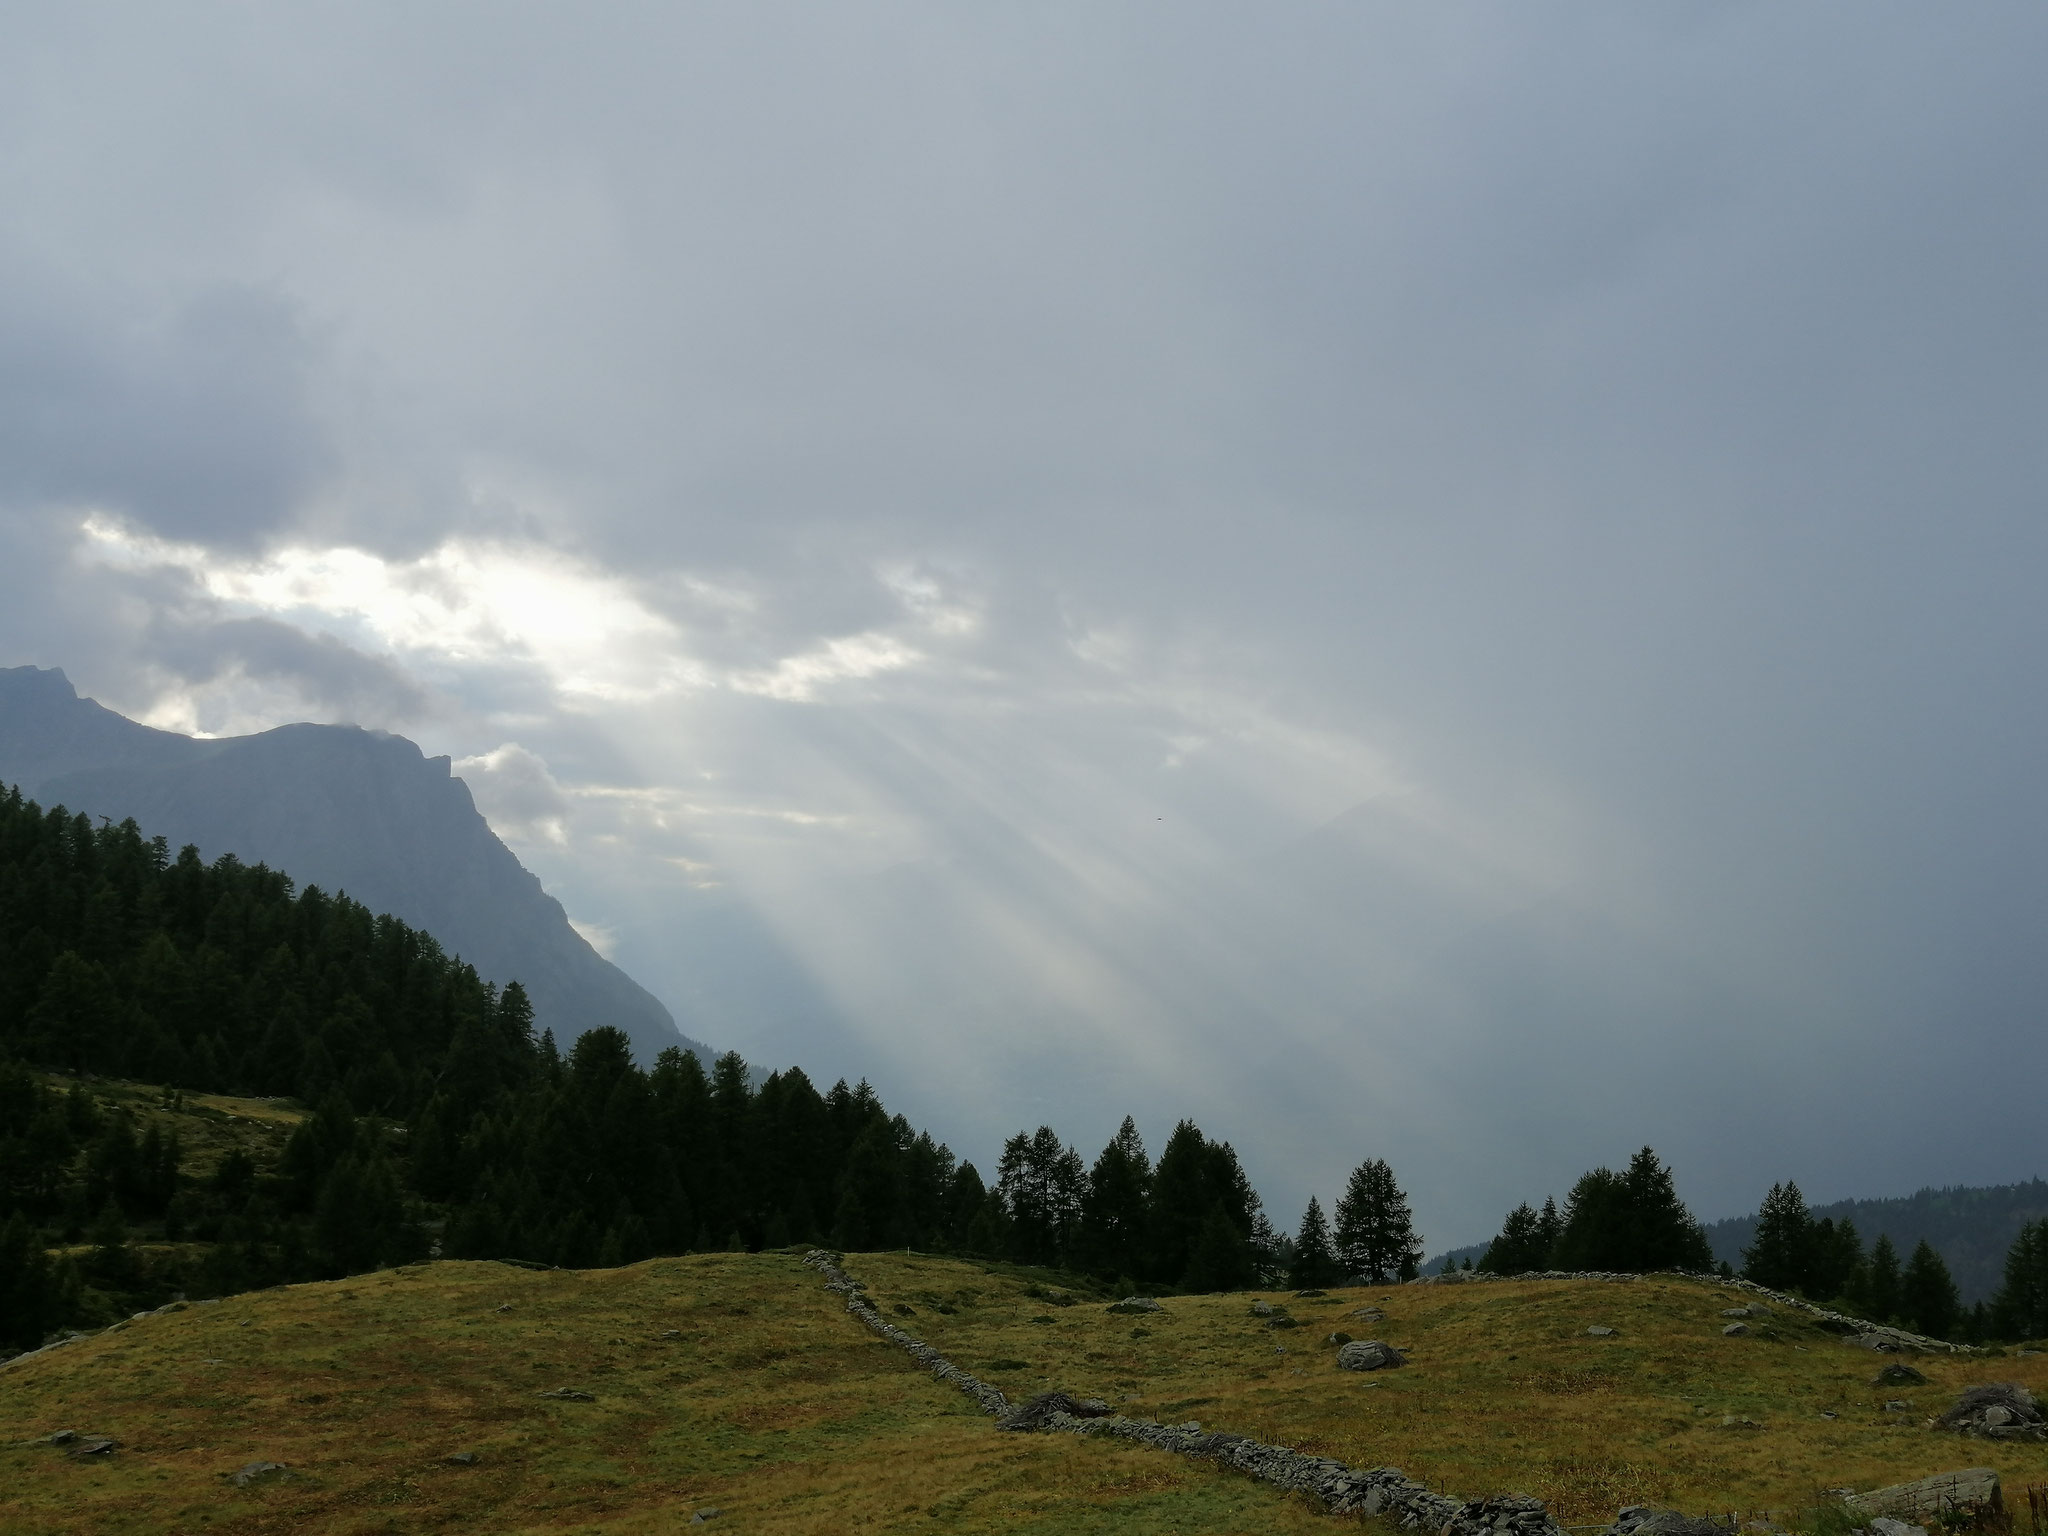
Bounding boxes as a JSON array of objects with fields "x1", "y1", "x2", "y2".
[
  {"x1": 1993, "y1": 1219, "x2": 2048, "y2": 1341},
  {"x1": 1900, "y1": 1239, "x2": 1960, "y2": 1339},
  {"x1": 1333, "y1": 1159, "x2": 1422, "y2": 1284},
  {"x1": 1742, "y1": 1182, "x2": 1813, "y2": 1292},
  {"x1": 1478, "y1": 1202, "x2": 1551, "y2": 1274},
  {"x1": 1866, "y1": 1233, "x2": 1903, "y2": 1323},
  {"x1": 1618, "y1": 1148, "x2": 1715, "y2": 1272},
  {"x1": 1289, "y1": 1197, "x2": 1340, "y2": 1288},
  {"x1": 1080, "y1": 1117, "x2": 1153, "y2": 1279}
]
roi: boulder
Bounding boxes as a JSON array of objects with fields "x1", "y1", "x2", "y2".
[
  {"x1": 1612, "y1": 1507, "x2": 1729, "y2": 1536},
  {"x1": 997, "y1": 1391, "x2": 1115, "y2": 1431},
  {"x1": 1720, "y1": 1308, "x2": 1752, "y2": 1319},
  {"x1": 228, "y1": 1461, "x2": 287, "y2": 1487},
  {"x1": 1250, "y1": 1301, "x2": 1276, "y2": 1317},
  {"x1": 1723, "y1": 1323, "x2": 1749, "y2": 1337},
  {"x1": 1873, "y1": 1363, "x2": 1928, "y2": 1387},
  {"x1": 1843, "y1": 1469, "x2": 2002, "y2": 1521},
  {"x1": 1106, "y1": 1297, "x2": 1161, "y2": 1315},
  {"x1": 67, "y1": 1436, "x2": 118, "y2": 1458},
  {"x1": 1351, "y1": 1306, "x2": 1386, "y2": 1323},
  {"x1": 1337, "y1": 1339, "x2": 1406, "y2": 1371},
  {"x1": 1936, "y1": 1384, "x2": 2047, "y2": 1441},
  {"x1": 1869, "y1": 1520, "x2": 1926, "y2": 1536}
]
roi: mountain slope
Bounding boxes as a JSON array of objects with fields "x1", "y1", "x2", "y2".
[{"x1": 0, "y1": 665, "x2": 709, "y2": 1066}]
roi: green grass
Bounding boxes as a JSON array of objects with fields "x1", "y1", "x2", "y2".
[{"x1": 7, "y1": 1249, "x2": 2045, "y2": 1533}]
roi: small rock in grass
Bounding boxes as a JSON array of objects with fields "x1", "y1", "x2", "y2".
[
  {"x1": 691, "y1": 1509, "x2": 722, "y2": 1524},
  {"x1": 1869, "y1": 1520, "x2": 1927, "y2": 1536},
  {"x1": 1293, "y1": 1289, "x2": 1327, "y2": 1299},
  {"x1": 1326, "y1": 1331, "x2": 1353, "y2": 1346},
  {"x1": 445, "y1": 1451, "x2": 479, "y2": 1466},
  {"x1": 229, "y1": 1461, "x2": 287, "y2": 1487},
  {"x1": 1723, "y1": 1322, "x2": 1750, "y2": 1336},
  {"x1": 1249, "y1": 1300, "x2": 1275, "y2": 1317},
  {"x1": 1106, "y1": 1297, "x2": 1161, "y2": 1315},
  {"x1": 68, "y1": 1437, "x2": 118, "y2": 1458},
  {"x1": 1587, "y1": 1325, "x2": 1618, "y2": 1337},
  {"x1": 535, "y1": 1388, "x2": 595, "y2": 1401},
  {"x1": 1874, "y1": 1364, "x2": 1928, "y2": 1387},
  {"x1": 1721, "y1": 1307, "x2": 1752, "y2": 1319},
  {"x1": 44, "y1": 1430, "x2": 78, "y2": 1446}
]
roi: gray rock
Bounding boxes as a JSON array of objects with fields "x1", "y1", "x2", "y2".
[
  {"x1": 1106, "y1": 1297, "x2": 1161, "y2": 1315},
  {"x1": 535, "y1": 1387, "x2": 596, "y2": 1402},
  {"x1": 1843, "y1": 1468, "x2": 2003, "y2": 1520},
  {"x1": 1350, "y1": 1306, "x2": 1386, "y2": 1322},
  {"x1": 1723, "y1": 1322, "x2": 1749, "y2": 1336},
  {"x1": 1587, "y1": 1326, "x2": 1617, "y2": 1337},
  {"x1": 1613, "y1": 1507, "x2": 1730, "y2": 1536},
  {"x1": 691, "y1": 1509, "x2": 722, "y2": 1524},
  {"x1": 1326, "y1": 1331, "x2": 1353, "y2": 1346},
  {"x1": 1937, "y1": 1384, "x2": 2046, "y2": 1441},
  {"x1": 229, "y1": 1461, "x2": 287, "y2": 1487},
  {"x1": 67, "y1": 1436, "x2": 118, "y2": 1458},
  {"x1": 1721, "y1": 1307, "x2": 1753, "y2": 1318},
  {"x1": 1873, "y1": 1363, "x2": 1928, "y2": 1387},
  {"x1": 998, "y1": 1391, "x2": 1115, "y2": 1431},
  {"x1": 1250, "y1": 1300, "x2": 1276, "y2": 1317},
  {"x1": 44, "y1": 1430, "x2": 78, "y2": 1445},
  {"x1": 445, "y1": 1451, "x2": 479, "y2": 1465},
  {"x1": 1868, "y1": 1519, "x2": 1925, "y2": 1536},
  {"x1": 1337, "y1": 1339, "x2": 1406, "y2": 1371}
]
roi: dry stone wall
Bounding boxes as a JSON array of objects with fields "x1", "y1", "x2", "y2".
[
  {"x1": 1412, "y1": 1269, "x2": 1973, "y2": 1354},
  {"x1": 801, "y1": 1250, "x2": 1565, "y2": 1533}
]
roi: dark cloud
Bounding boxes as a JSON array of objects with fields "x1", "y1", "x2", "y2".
[
  {"x1": 1, "y1": 3, "x2": 2045, "y2": 1240},
  {"x1": 0, "y1": 276, "x2": 331, "y2": 544}
]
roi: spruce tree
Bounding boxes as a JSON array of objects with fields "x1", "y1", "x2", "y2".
[
  {"x1": 1333, "y1": 1159, "x2": 1422, "y2": 1283},
  {"x1": 1478, "y1": 1201, "x2": 1550, "y2": 1274},
  {"x1": 1742, "y1": 1182, "x2": 1813, "y2": 1292},
  {"x1": 1289, "y1": 1197, "x2": 1340, "y2": 1288},
  {"x1": 1900, "y1": 1239, "x2": 1960, "y2": 1339},
  {"x1": 1993, "y1": 1219, "x2": 2048, "y2": 1341},
  {"x1": 1866, "y1": 1233, "x2": 1903, "y2": 1323},
  {"x1": 1080, "y1": 1117, "x2": 1153, "y2": 1279},
  {"x1": 1619, "y1": 1148, "x2": 1715, "y2": 1272}
]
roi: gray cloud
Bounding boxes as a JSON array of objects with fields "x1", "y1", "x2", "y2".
[{"x1": 2, "y1": 2, "x2": 2045, "y2": 1242}]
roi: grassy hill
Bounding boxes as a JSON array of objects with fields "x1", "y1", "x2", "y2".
[{"x1": 7, "y1": 1252, "x2": 2048, "y2": 1535}]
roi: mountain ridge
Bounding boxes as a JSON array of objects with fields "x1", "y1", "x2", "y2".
[{"x1": 0, "y1": 665, "x2": 712, "y2": 1067}]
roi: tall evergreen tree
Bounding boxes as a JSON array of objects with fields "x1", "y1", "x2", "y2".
[
  {"x1": 1080, "y1": 1117, "x2": 1153, "y2": 1279},
  {"x1": 1993, "y1": 1219, "x2": 2048, "y2": 1341},
  {"x1": 1289, "y1": 1196, "x2": 1340, "y2": 1288},
  {"x1": 1742, "y1": 1181, "x2": 1813, "y2": 1291},
  {"x1": 1865, "y1": 1232, "x2": 1903, "y2": 1323},
  {"x1": 1333, "y1": 1158, "x2": 1421, "y2": 1283},
  {"x1": 997, "y1": 1125, "x2": 1085, "y2": 1266},
  {"x1": 1478, "y1": 1201, "x2": 1552, "y2": 1274},
  {"x1": 1900, "y1": 1239, "x2": 1960, "y2": 1339}
]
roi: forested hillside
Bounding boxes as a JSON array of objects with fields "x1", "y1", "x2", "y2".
[{"x1": 0, "y1": 785, "x2": 1293, "y2": 1351}]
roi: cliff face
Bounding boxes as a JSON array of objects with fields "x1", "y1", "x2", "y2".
[{"x1": 0, "y1": 666, "x2": 711, "y2": 1067}]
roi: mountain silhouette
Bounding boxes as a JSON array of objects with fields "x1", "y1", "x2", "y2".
[{"x1": 0, "y1": 665, "x2": 710, "y2": 1067}]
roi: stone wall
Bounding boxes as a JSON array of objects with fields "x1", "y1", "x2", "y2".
[{"x1": 801, "y1": 1250, "x2": 1564, "y2": 1533}]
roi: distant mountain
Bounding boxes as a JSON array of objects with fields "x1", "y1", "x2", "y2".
[{"x1": 0, "y1": 665, "x2": 712, "y2": 1067}]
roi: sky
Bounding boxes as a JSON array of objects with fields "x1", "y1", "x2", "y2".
[{"x1": 2, "y1": 2, "x2": 2045, "y2": 1249}]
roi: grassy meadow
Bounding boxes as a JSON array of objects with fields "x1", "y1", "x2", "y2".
[{"x1": 7, "y1": 1247, "x2": 2048, "y2": 1534}]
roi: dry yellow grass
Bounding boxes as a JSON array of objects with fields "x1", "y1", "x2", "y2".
[
  {"x1": 853, "y1": 1254, "x2": 2048, "y2": 1524},
  {"x1": 10, "y1": 1248, "x2": 2048, "y2": 1534},
  {"x1": 0, "y1": 1253, "x2": 1338, "y2": 1535}
]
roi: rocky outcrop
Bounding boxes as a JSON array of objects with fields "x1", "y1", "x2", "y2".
[
  {"x1": 1843, "y1": 1468, "x2": 2003, "y2": 1520},
  {"x1": 800, "y1": 1251, "x2": 1562, "y2": 1535},
  {"x1": 1935, "y1": 1384, "x2": 2047, "y2": 1441}
]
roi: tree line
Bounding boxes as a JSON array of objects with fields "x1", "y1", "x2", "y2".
[
  {"x1": 0, "y1": 786, "x2": 1432, "y2": 1351},
  {"x1": 1472, "y1": 1156, "x2": 2048, "y2": 1345}
]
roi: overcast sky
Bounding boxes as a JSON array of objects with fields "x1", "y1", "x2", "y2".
[{"x1": 3, "y1": 3, "x2": 2045, "y2": 1248}]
